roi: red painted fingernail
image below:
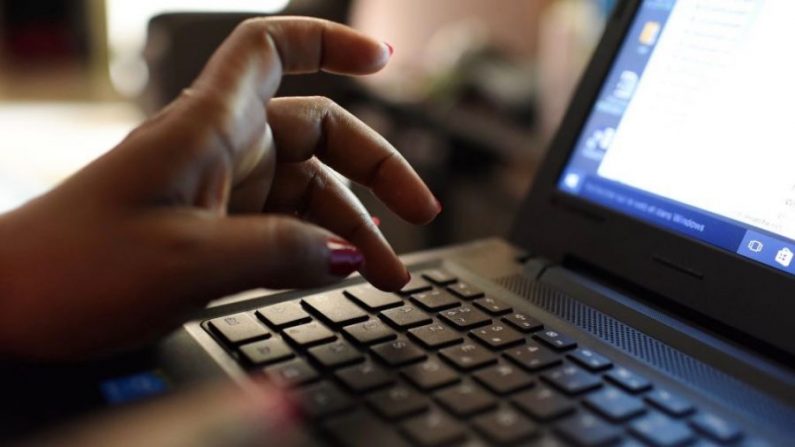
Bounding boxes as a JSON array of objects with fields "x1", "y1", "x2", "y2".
[
  {"x1": 371, "y1": 215, "x2": 382, "y2": 227},
  {"x1": 327, "y1": 238, "x2": 364, "y2": 277},
  {"x1": 384, "y1": 42, "x2": 394, "y2": 56},
  {"x1": 434, "y1": 198, "x2": 443, "y2": 213}
]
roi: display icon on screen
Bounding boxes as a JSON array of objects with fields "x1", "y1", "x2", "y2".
[
  {"x1": 614, "y1": 71, "x2": 639, "y2": 100},
  {"x1": 639, "y1": 21, "x2": 661, "y2": 46},
  {"x1": 563, "y1": 173, "x2": 582, "y2": 190},
  {"x1": 747, "y1": 240, "x2": 764, "y2": 253},
  {"x1": 775, "y1": 247, "x2": 793, "y2": 268}
]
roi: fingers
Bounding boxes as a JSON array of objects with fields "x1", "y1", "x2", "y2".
[
  {"x1": 268, "y1": 96, "x2": 441, "y2": 225},
  {"x1": 266, "y1": 159, "x2": 409, "y2": 290}
]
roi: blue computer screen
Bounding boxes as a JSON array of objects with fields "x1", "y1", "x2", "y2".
[{"x1": 558, "y1": 0, "x2": 795, "y2": 276}]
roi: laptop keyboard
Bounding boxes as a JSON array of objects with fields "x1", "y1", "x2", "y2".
[{"x1": 203, "y1": 269, "x2": 751, "y2": 447}]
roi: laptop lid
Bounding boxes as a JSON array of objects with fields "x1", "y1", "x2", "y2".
[{"x1": 512, "y1": 0, "x2": 795, "y2": 357}]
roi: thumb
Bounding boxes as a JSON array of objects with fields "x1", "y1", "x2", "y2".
[{"x1": 183, "y1": 215, "x2": 364, "y2": 295}]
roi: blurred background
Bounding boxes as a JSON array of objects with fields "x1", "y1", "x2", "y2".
[{"x1": 0, "y1": 0, "x2": 615, "y2": 253}]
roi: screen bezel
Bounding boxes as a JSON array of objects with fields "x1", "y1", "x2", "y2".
[{"x1": 511, "y1": 0, "x2": 795, "y2": 357}]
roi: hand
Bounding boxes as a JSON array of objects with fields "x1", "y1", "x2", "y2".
[{"x1": 0, "y1": 17, "x2": 440, "y2": 360}]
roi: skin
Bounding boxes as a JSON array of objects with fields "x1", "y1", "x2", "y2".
[{"x1": 0, "y1": 17, "x2": 440, "y2": 361}]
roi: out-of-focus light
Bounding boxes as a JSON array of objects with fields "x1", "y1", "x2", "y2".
[{"x1": 106, "y1": 0, "x2": 290, "y2": 97}]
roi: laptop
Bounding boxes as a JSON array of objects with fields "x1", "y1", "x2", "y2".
[{"x1": 155, "y1": 1, "x2": 795, "y2": 445}]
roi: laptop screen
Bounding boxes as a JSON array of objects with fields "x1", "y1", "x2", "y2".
[{"x1": 558, "y1": 0, "x2": 795, "y2": 277}]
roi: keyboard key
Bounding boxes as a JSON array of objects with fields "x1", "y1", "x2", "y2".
[
  {"x1": 367, "y1": 384, "x2": 429, "y2": 419},
  {"x1": 470, "y1": 323, "x2": 525, "y2": 350},
  {"x1": 447, "y1": 282, "x2": 485, "y2": 299},
  {"x1": 238, "y1": 338, "x2": 294, "y2": 366},
  {"x1": 502, "y1": 312, "x2": 543, "y2": 333},
  {"x1": 542, "y1": 364, "x2": 603, "y2": 395},
  {"x1": 439, "y1": 305, "x2": 491, "y2": 330},
  {"x1": 302, "y1": 294, "x2": 368, "y2": 327},
  {"x1": 264, "y1": 357, "x2": 319, "y2": 387},
  {"x1": 605, "y1": 366, "x2": 652, "y2": 393},
  {"x1": 439, "y1": 342, "x2": 497, "y2": 371},
  {"x1": 298, "y1": 381, "x2": 355, "y2": 418},
  {"x1": 472, "y1": 361, "x2": 534, "y2": 395},
  {"x1": 380, "y1": 305, "x2": 432, "y2": 329},
  {"x1": 335, "y1": 361, "x2": 394, "y2": 393},
  {"x1": 282, "y1": 321, "x2": 336, "y2": 348},
  {"x1": 434, "y1": 381, "x2": 498, "y2": 417},
  {"x1": 534, "y1": 329, "x2": 578, "y2": 351},
  {"x1": 399, "y1": 276, "x2": 434, "y2": 295},
  {"x1": 342, "y1": 319, "x2": 396, "y2": 345},
  {"x1": 411, "y1": 289, "x2": 461, "y2": 312},
  {"x1": 323, "y1": 411, "x2": 410, "y2": 447},
  {"x1": 629, "y1": 412, "x2": 694, "y2": 447},
  {"x1": 420, "y1": 269, "x2": 457, "y2": 286},
  {"x1": 645, "y1": 389, "x2": 694, "y2": 417},
  {"x1": 473, "y1": 296, "x2": 512, "y2": 315},
  {"x1": 568, "y1": 348, "x2": 613, "y2": 372},
  {"x1": 512, "y1": 385, "x2": 576, "y2": 421},
  {"x1": 690, "y1": 412, "x2": 743, "y2": 443},
  {"x1": 556, "y1": 412, "x2": 623, "y2": 447},
  {"x1": 345, "y1": 285, "x2": 403, "y2": 312},
  {"x1": 472, "y1": 407, "x2": 539, "y2": 445},
  {"x1": 505, "y1": 342, "x2": 561, "y2": 371},
  {"x1": 372, "y1": 337, "x2": 427, "y2": 367},
  {"x1": 583, "y1": 386, "x2": 646, "y2": 422},
  {"x1": 402, "y1": 358, "x2": 460, "y2": 391},
  {"x1": 401, "y1": 410, "x2": 467, "y2": 447},
  {"x1": 208, "y1": 313, "x2": 269, "y2": 345},
  {"x1": 256, "y1": 302, "x2": 311, "y2": 328},
  {"x1": 307, "y1": 339, "x2": 364, "y2": 368},
  {"x1": 408, "y1": 322, "x2": 463, "y2": 349}
]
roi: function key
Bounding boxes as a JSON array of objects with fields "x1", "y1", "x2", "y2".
[
  {"x1": 472, "y1": 361, "x2": 534, "y2": 395},
  {"x1": 400, "y1": 410, "x2": 468, "y2": 447},
  {"x1": 473, "y1": 296, "x2": 512, "y2": 315},
  {"x1": 439, "y1": 305, "x2": 491, "y2": 330},
  {"x1": 264, "y1": 357, "x2": 319, "y2": 388},
  {"x1": 307, "y1": 339, "x2": 364, "y2": 369},
  {"x1": 408, "y1": 321, "x2": 463, "y2": 349},
  {"x1": 208, "y1": 313, "x2": 269, "y2": 345},
  {"x1": 689, "y1": 412, "x2": 743, "y2": 444},
  {"x1": 541, "y1": 364, "x2": 603, "y2": 395},
  {"x1": 367, "y1": 384, "x2": 429, "y2": 420},
  {"x1": 605, "y1": 366, "x2": 653, "y2": 394},
  {"x1": 644, "y1": 389, "x2": 694, "y2": 417},
  {"x1": 410, "y1": 289, "x2": 461, "y2": 312},
  {"x1": 470, "y1": 323, "x2": 525, "y2": 350},
  {"x1": 434, "y1": 381, "x2": 498, "y2": 418},
  {"x1": 344, "y1": 285, "x2": 403, "y2": 312},
  {"x1": 439, "y1": 341, "x2": 497, "y2": 371},
  {"x1": 568, "y1": 348, "x2": 613, "y2": 372},
  {"x1": 282, "y1": 321, "x2": 336, "y2": 348},
  {"x1": 534, "y1": 329, "x2": 578, "y2": 351},
  {"x1": 502, "y1": 312, "x2": 543, "y2": 333},
  {"x1": 401, "y1": 358, "x2": 460, "y2": 391},
  {"x1": 256, "y1": 301, "x2": 311, "y2": 329},
  {"x1": 512, "y1": 385, "x2": 576, "y2": 422},
  {"x1": 238, "y1": 338, "x2": 294, "y2": 366},
  {"x1": 335, "y1": 361, "x2": 395, "y2": 393},
  {"x1": 505, "y1": 342, "x2": 561, "y2": 371},
  {"x1": 447, "y1": 282, "x2": 485, "y2": 300},
  {"x1": 380, "y1": 305, "x2": 432, "y2": 329},
  {"x1": 399, "y1": 276, "x2": 433, "y2": 295},
  {"x1": 555, "y1": 412, "x2": 623, "y2": 447},
  {"x1": 629, "y1": 412, "x2": 695, "y2": 447},
  {"x1": 472, "y1": 407, "x2": 539, "y2": 445},
  {"x1": 371, "y1": 337, "x2": 428, "y2": 367},
  {"x1": 302, "y1": 293, "x2": 368, "y2": 327},
  {"x1": 297, "y1": 381, "x2": 355, "y2": 418},
  {"x1": 583, "y1": 386, "x2": 646, "y2": 422},
  {"x1": 342, "y1": 319, "x2": 396, "y2": 346},
  {"x1": 420, "y1": 269, "x2": 458, "y2": 286}
]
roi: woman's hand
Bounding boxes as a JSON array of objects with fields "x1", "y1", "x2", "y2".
[{"x1": 0, "y1": 17, "x2": 440, "y2": 360}]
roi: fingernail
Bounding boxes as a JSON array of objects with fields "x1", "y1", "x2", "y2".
[
  {"x1": 371, "y1": 215, "x2": 382, "y2": 227},
  {"x1": 327, "y1": 238, "x2": 364, "y2": 277},
  {"x1": 434, "y1": 197, "x2": 443, "y2": 213},
  {"x1": 384, "y1": 41, "x2": 394, "y2": 56}
]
